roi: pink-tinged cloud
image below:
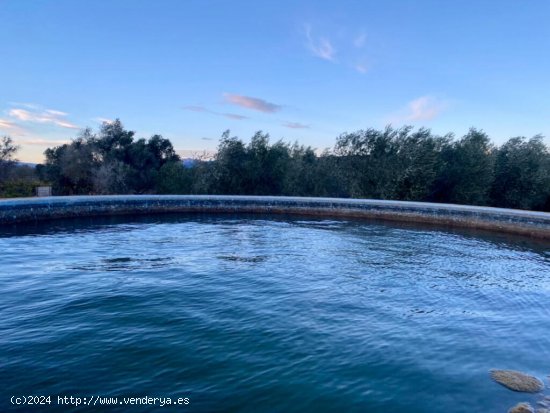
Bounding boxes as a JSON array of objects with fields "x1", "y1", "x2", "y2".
[
  {"x1": 8, "y1": 107, "x2": 79, "y2": 129},
  {"x1": 305, "y1": 25, "x2": 336, "y2": 62},
  {"x1": 223, "y1": 94, "x2": 282, "y2": 113},
  {"x1": 406, "y1": 96, "x2": 447, "y2": 121},
  {"x1": 8, "y1": 109, "x2": 33, "y2": 121},
  {"x1": 0, "y1": 118, "x2": 18, "y2": 129},
  {"x1": 18, "y1": 138, "x2": 70, "y2": 146},
  {"x1": 282, "y1": 122, "x2": 309, "y2": 129},
  {"x1": 386, "y1": 96, "x2": 448, "y2": 124}
]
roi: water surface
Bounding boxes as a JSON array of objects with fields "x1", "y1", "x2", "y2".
[{"x1": 1, "y1": 215, "x2": 549, "y2": 412}]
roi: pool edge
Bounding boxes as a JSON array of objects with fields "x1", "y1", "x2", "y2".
[{"x1": 1, "y1": 195, "x2": 550, "y2": 240}]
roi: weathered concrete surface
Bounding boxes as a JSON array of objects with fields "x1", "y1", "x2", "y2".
[{"x1": 1, "y1": 195, "x2": 550, "y2": 240}]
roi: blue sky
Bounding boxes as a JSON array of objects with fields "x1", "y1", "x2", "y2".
[{"x1": 1, "y1": 0, "x2": 549, "y2": 162}]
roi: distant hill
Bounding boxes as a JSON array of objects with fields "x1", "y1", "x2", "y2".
[
  {"x1": 182, "y1": 158, "x2": 197, "y2": 168},
  {"x1": 16, "y1": 162, "x2": 37, "y2": 168}
]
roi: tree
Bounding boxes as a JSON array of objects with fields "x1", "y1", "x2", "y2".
[
  {"x1": 92, "y1": 119, "x2": 135, "y2": 162},
  {"x1": 213, "y1": 130, "x2": 250, "y2": 194},
  {"x1": 34, "y1": 120, "x2": 550, "y2": 212},
  {"x1": 157, "y1": 161, "x2": 192, "y2": 194},
  {"x1": 125, "y1": 135, "x2": 180, "y2": 193},
  {"x1": 92, "y1": 159, "x2": 130, "y2": 194},
  {"x1": 490, "y1": 135, "x2": 550, "y2": 210},
  {"x1": 395, "y1": 129, "x2": 452, "y2": 201},
  {"x1": 335, "y1": 126, "x2": 409, "y2": 199},
  {"x1": 247, "y1": 132, "x2": 290, "y2": 195},
  {"x1": 432, "y1": 128, "x2": 494, "y2": 205},
  {"x1": 0, "y1": 136, "x2": 19, "y2": 182},
  {"x1": 42, "y1": 120, "x2": 180, "y2": 195},
  {"x1": 284, "y1": 143, "x2": 318, "y2": 196},
  {"x1": 43, "y1": 134, "x2": 96, "y2": 194}
]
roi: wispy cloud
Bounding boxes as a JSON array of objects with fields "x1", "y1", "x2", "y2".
[
  {"x1": 17, "y1": 138, "x2": 70, "y2": 146},
  {"x1": 354, "y1": 63, "x2": 368, "y2": 74},
  {"x1": 183, "y1": 105, "x2": 249, "y2": 120},
  {"x1": 223, "y1": 94, "x2": 282, "y2": 113},
  {"x1": 305, "y1": 24, "x2": 336, "y2": 62},
  {"x1": 389, "y1": 96, "x2": 448, "y2": 123},
  {"x1": 7, "y1": 102, "x2": 39, "y2": 110},
  {"x1": 405, "y1": 96, "x2": 447, "y2": 121},
  {"x1": 94, "y1": 117, "x2": 115, "y2": 124},
  {"x1": 8, "y1": 107, "x2": 79, "y2": 129},
  {"x1": 183, "y1": 106, "x2": 209, "y2": 113},
  {"x1": 223, "y1": 113, "x2": 248, "y2": 120},
  {"x1": 0, "y1": 118, "x2": 28, "y2": 136},
  {"x1": 354, "y1": 32, "x2": 367, "y2": 48},
  {"x1": 282, "y1": 121, "x2": 309, "y2": 129},
  {"x1": 0, "y1": 118, "x2": 18, "y2": 130},
  {"x1": 303, "y1": 24, "x2": 372, "y2": 74}
]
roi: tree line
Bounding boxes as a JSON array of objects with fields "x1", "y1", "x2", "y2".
[{"x1": 1, "y1": 120, "x2": 549, "y2": 211}]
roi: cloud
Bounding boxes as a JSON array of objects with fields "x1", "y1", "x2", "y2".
[
  {"x1": 45, "y1": 109, "x2": 67, "y2": 117},
  {"x1": 405, "y1": 96, "x2": 447, "y2": 121},
  {"x1": 94, "y1": 117, "x2": 114, "y2": 124},
  {"x1": 201, "y1": 137, "x2": 213, "y2": 141},
  {"x1": 282, "y1": 121, "x2": 309, "y2": 129},
  {"x1": 0, "y1": 118, "x2": 28, "y2": 136},
  {"x1": 305, "y1": 25, "x2": 336, "y2": 61},
  {"x1": 8, "y1": 102, "x2": 39, "y2": 109},
  {"x1": 183, "y1": 105, "x2": 249, "y2": 120},
  {"x1": 223, "y1": 113, "x2": 249, "y2": 120},
  {"x1": 223, "y1": 94, "x2": 282, "y2": 113},
  {"x1": 354, "y1": 63, "x2": 368, "y2": 74},
  {"x1": 183, "y1": 105, "x2": 209, "y2": 113},
  {"x1": 389, "y1": 96, "x2": 448, "y2": 123},
  {"x1": 0, "y1": 118, "x2": 18, "y2": 130},
  {"x1": 8, "y1": 107, "x2": 79, "y2": 129},
  {"x1": 354, "y1": 32, "x2": 367, "y2": 48},
  {"x1": 17, "y1": 138, "x2": 70, "y2": 146}
]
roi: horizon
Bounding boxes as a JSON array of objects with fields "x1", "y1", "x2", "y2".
[{"x1": 1, "y1": 0, "x2": 549, "y2": 163}]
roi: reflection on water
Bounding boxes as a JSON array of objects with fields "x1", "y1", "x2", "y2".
[
  {"x1": 217, "y1": 255, "x2": 268, "y2": 263},
  {"x1": 0, "y1": 214, "x2": 549, "y2": 413},
  {"x1": 71, "y1": 256, "x2": 175, "y2": 272}
]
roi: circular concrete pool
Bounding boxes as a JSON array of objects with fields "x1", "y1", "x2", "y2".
[{"x1": 1, "y1": 197, "x2": 549, "y2": 412}]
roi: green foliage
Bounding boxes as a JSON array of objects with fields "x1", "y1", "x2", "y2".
[
  {"x1": 0, "y1": 179, "x2": 44, "y2": 198},
  {"x1": 490, "y1": 136, "x2": 550, "y2": 210},
  {"x1": 42, "y1": 119, "x2": 180, "y2": 195},
  {"x1": 432, "y1": 128, "x2": 495, "y2": 205},
  {"x1": 335, "y1": 126, "x2": 452, "y2": 200},
  {"x1": 157, "y1": 161, "x2": 192, "y2": 194},
  {"x1": 212, "y1": 131, "x2": 318, "y2": 196},
  {"x1": 11, "y1": 120, "x2": 548, "y2": 212},
  {"x1": 0, "y1": 136, "x2": 19, "y2": 183},
  {"x1": 0, "y1": 137, "x2": 45, "y2": 198}
]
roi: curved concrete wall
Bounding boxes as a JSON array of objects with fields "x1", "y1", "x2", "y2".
[{"x1": 1, "y1": 195, "x2": 550, "y2": 240}]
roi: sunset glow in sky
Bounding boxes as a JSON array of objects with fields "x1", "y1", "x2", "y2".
[{"x1": 1, "y1": 0, "x2": 549, "y2": 162}]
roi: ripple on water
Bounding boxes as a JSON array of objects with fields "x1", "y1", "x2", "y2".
[{"x1": 0, "y1": 215, "x2": 549, "y2": 413}]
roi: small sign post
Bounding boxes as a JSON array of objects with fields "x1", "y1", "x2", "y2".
[{"x1": 36, "y1": 186, "x2": 52, "y2": 197}]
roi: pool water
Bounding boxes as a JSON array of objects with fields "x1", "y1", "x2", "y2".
[{"x1": 1, "y1": 215, "x2": 549, "y2": 412}]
